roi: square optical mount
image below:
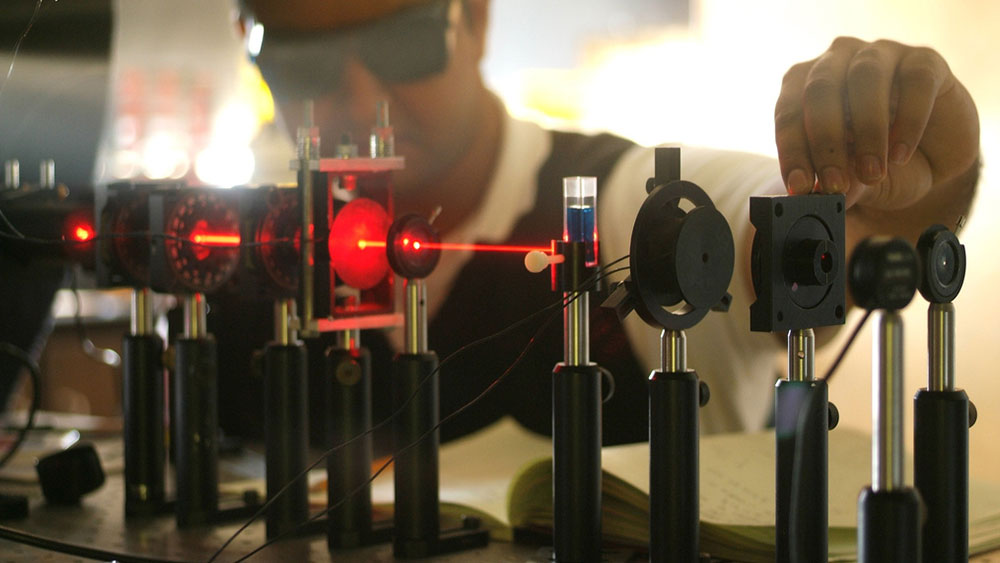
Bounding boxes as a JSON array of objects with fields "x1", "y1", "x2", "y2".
[{"x1": 750, "y1": 193, "x2": 846, "y2": 332}]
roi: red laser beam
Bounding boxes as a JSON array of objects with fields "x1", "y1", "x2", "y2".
[
  {"x1": 190, "y1": 232, "x2": 241, "y2": 246},
  {"x1": 357, "y1": 240, "x2": 550, "y2": 254}
]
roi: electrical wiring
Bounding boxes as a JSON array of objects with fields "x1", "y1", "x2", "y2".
[
  {"x1": 788, "y1": 308, "x2": 873, "y2": 563},
  {"x1": 207, "y1": 257, "x2": 630, "y2": 562},
  {"x1": 0, "y1": 0, "x2": 44, "y2": 106},
  {"x1": 0, "y1": 523, "x2": 192, "y2": 563},
  {"x1": 0, "y1": 343, "x2": 40, "y2": 469},
  {"x1": 69, "y1": 266, "x2": 122, "y2": 368}
]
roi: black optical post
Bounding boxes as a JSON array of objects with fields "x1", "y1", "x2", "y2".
[
  {"x1": 849, "y1": 237, "x2": 923, "y2": 563},
  {"x1": 604, "y1": 148, "x2": 734, "y2": 563},
  {"x1": 552, "y1": 240, "x2": 603, "y2": 562},
  {"x1": 122, "y1": 287, "x2": 166, "y2": 517},
  {"x1": 914, "y1": 225, "x2": 974, "y2": 563},
  {"x1": 326, "y1": 328, "x2": 393, "y2": 549},
  {"x1": 749, "y1": 193, "x2": 845, "y2": 563},
  {"x1": 173, "y1": 292, "x2": 219, "y2": 528},
  {"x1": 263, "y1": 298, "x2": 309, "y2": 539},
  {"x1": 386, "y1": 214, "x2": 489, "y2": 558}
]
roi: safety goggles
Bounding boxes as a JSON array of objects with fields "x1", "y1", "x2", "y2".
[{"x1": 253, "y1": 0, "x2": 459, "y2": 101}]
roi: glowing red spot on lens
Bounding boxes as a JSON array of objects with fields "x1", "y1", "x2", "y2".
[
  {"x1": 411, "y1": 240, "x2": 421, "y2": 250},
  {"x1": 328, "y1": 198, "x2": 391, "y2": 289},
  {"x1": 186, "y1": 219, "x2": 240, "y2": 260},
  {"x1": 342, "y1": 174, "x2": 357, "y2": 191},
  {"x1": 72, "y1": 224, "x2": 95, "y2": 242},
  {"x1": 191, "y1": 233, "x2": 241, "y2": 246}
]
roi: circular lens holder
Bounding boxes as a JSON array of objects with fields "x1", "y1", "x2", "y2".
[
  {"x1": 386, "y1": 213, "x2": 441, "y2": 279},
  {"x1": 916, "y1": 224, "x2": 966, "y2": 304},
  {"x1": 627, "y1": 180, "x2": 734, "y2": 330}
]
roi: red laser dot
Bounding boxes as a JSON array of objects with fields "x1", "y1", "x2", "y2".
[
  {"x1": 329, "y1": 198, "x2": 391, "y2": 289},
  {"x1": 71, "y1": 224, "x2": 95, "y2": 242},
  {"x1": 342, "y1": 174, "x2": 357, "y2": 191},
  {"x1": 412, "y1": 240, "x2": 421, "y2": 250}
]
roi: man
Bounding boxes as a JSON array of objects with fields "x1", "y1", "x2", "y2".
[{"x1": 233, "y1": 0, "x2": 980, "y2": 446}]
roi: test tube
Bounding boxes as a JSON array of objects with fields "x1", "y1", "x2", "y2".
[{"x1": 563, "y1": 176, "x2": 598, "y2": 267}]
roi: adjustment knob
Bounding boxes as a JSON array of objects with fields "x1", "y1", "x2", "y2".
[{"x1": 848, "y1": 236, "x2": 918, "y2": 311}]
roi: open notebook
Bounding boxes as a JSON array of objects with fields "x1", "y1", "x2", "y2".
[{"x1": 382, "y1": 416, "x2": 1000, "y2": 562}]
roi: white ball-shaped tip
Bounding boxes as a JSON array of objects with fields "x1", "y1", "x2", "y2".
[{"x1": 524, "y1": 250, "x2": 551, "y2": 273}]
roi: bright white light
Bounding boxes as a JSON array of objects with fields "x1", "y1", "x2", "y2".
[
  {"x1": 248, "y1": 23, "x2": 264, "y2": 58},
  {"x1": 59, "y1": 429, "x2": 81, "y2": 450},
  {"x1": 142, "y1": 132, "x2": 189, "y2": 180},
  {"x1": 213, "y1": 101, "x2": 257, "y2": 144},
  {"x1": 193, "y1": 100, "x2": 258, "y2": 186},
  {"x1": 110, "y1": 149, "x2": 140, "y2": 179},
  {"x1": 115, "y1": 115, "x2": 140, "y2": 147},
  {"x1": 195, "y1": 144, "x2": 255, "y2": 187}
]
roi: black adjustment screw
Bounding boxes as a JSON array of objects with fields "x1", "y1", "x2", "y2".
[
  {"x1": 699, "y1": 381, "x2": 711, "y2": 407},
  {"x1": 828, "y1": 402, "x2": 840, "y2": 430}
]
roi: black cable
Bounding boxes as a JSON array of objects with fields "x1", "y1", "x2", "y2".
[
  {"x1": 229, "y1": 268, "x2": 608, "y2": 563},
  {"x1": 232, "y1": 297, "x2": 565, "y2": 563},
  {"x1": 70, "y1": 267, "x2": 122, "y2": 369},
  {"x1": 598, "y1": 366, "x2": 616, "y2": 404},
  {"x1": 0, "y1": 206, "x2": 26, "y2": 239},
  {"x1": 0, "y1": 523, "x2": 192, "y2": 563},
  {"x1": 820, "y1": 309, "x2": 873, "y2": 383},
  {"x1": 0, "y1": 343, "x2": 40, "y2": 470},
  {"x1": 207, "y1": 257, "x2": 630, "y2": 562},
  {"x1": 788, "y1": 309, "x2": 873, "y2": 562},
  {"x1": 0, "y1": 0, "x2": 43, "y2": 106}
]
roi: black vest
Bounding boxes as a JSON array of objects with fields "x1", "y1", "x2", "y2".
[{"x1": 364, "y1": 130, "x2": 648, "y2": 451}]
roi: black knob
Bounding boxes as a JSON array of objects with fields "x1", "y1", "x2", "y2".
[{"x1": 848, "y1": 237, "x2": 918, "y2": 311}]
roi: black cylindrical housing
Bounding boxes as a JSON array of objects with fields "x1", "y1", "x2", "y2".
[
  {"x1": 649, "y1": 369, "x2": 699, "y2": 563},
  {"x1": 392, "y1": 352, "x2": 440, "y2": 557},
  {"x1": 122, "y1": 333, "x2": 166, "y2": 517},
  {"x1": 775, "y1": 380, "x2": 829, "y2": 563},
  {"x1": 857, "y1": 487, "x2": 922, "y2": 563},
  {"x1": 264, "y1": 343, "x2": 310, "y2": 539},
  {"x1": 173, "y1": 337, "x2": 219, "y2": 527},
  {"x1": 552, "y1": 363, "x2": 602, "y2": 563},
  {"x1": 328, "y1": 346, "x2": 375, "y2": 548},
  {"x1": 914, "y1": 389, "x2": 969, "y2": 563}
]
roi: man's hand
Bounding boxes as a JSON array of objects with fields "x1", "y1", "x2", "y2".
[{"x1": 774, "y1": 37, "x2": 979, "y2": 217}]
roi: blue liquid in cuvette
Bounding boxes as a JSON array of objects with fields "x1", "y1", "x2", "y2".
[{"x1": 566, "y1": 205, "x2": 596, "y2": 264}]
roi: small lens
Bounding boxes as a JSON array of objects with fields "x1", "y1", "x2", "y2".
[{"x1": 934, "y1": 242, "x2": 957, "y2": 285}]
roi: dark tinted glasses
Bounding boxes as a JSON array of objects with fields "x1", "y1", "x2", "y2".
[{"x1": 254, "y1": 0, "x2": 457, "y2": 101}]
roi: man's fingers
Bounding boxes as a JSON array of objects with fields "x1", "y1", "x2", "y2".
[
  {"x1": 801, "y1": 41, "x2": 856, "y2": 195},
  {"x1": 889, "y1": 47, "x2": 950, "y2": 165},
  {"x1": 774, "y1": 61, "x2": 815, "y2": 194},
  {"x1": 845, "y1": 40, "x2": 901, "y2": 184}
]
